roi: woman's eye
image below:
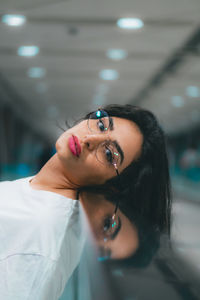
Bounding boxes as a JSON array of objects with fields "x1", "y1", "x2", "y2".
[
  {"x1": 103, "y1": 217, "x2": 112, "y2": 232},
  {"x1": 105, "y1": 147, "x2": 113, "y2": 163},
  {"x1": 97, "y1": 120, "x2": 105, "y2": 132}
]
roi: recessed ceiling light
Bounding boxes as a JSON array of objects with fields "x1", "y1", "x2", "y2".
[
  {"x1": 1, "y1": 14, "x2": 26, "y2": 26},
  {"x1": 27, "y1": 67, "x2": 46, "y2": 78},
  {"x1": 99, "y1": 69, "x2": 119, "y2": 81},
  {"x1": 186, "y1": 86, "x2": 199, "y2": 98},
  {"x1": 106, "y1": 49, "x2": 128, "y2": 61},
  {"x1": 18, "y1": 46, "x2": 39, "y2": 57},
  {"x1": 117, "y1": 18, "x2": 144, "y2": 29},
  {"x1": 171, "y1": 96, "x2": 184, "y2": 107}
]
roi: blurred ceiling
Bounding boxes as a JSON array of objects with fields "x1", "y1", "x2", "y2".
[{"x1": 0, "y1": 0, "x2": 200, "y2": 139}]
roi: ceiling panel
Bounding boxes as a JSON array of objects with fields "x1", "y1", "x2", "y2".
[{"x1": 0, "y1": 0, "x2": 200, "y2": 139}]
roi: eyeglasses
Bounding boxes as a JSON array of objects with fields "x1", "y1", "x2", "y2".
[
  {"x1": 87, "y1": 109, "x2": 121, "y2": 169},
  {"x1": 87, "y1": 109, "x2": 121, "y2": 242}
]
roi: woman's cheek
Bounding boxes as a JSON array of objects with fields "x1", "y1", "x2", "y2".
[{"x1": 55, "y1": 133, "x2": 68, "y2": 155}]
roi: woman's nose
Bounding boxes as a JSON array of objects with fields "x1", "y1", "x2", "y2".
[{"x1": 82, "y1": 134, "x2": 105, "y2": 151}]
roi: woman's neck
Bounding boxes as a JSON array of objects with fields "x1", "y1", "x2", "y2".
[{"x1": 29, "y1": 153, "x2": 78, "y2": 199}]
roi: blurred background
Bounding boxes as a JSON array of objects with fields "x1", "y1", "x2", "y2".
[{"x1": 0, "y1": 0, "x2": 200, "y2": 298}]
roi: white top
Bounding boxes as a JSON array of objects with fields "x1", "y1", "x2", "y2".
[{"x1": 0, "y1": 177, "x2": 85, "y2": 300}]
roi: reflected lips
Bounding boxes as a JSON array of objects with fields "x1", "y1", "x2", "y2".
[{"x1": 68, "y1": 135, "x2": 81, "y2": 157}]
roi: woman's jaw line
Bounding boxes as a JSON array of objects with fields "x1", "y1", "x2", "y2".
[{"x1": 30, "y1": 154, "x2": 82, "y2": 198}]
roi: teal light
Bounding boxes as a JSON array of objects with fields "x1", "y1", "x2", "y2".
[
  {"x1": 112, "y1": 221, "x2": 116, "y2": 228},
  {"x1": 16, "y1": 163, "x2": 30, "y2": 177},
  {"x1": 98, "y1": 256, "x2": 109, "y2": 262},
  {"x1": 96, "y1": 110, "x2": 101, "y2": 118}
]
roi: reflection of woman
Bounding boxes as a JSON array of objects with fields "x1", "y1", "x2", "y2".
[
  {"x1": 80, "y1": 191, "x2": 139, "y2": 260},
  {"x1": 0, "y1": 104, "x2": 171, "y2": 300}
]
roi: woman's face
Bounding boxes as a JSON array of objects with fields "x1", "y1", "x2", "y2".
[
  {"x1": 80, "y1": 192, "x2": 139, "y2": 260},
  {"x1": 56, "y1": 114, "x2": 143, "y2": 187}
]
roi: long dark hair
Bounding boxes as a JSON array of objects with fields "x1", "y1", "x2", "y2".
[{"x1": 80, "y1": 104, "x2": 172, "y2": 235}]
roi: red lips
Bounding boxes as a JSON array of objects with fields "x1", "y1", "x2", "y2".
[{"x1": 68, "y1": 135, "x2": 81, "y2": 157}]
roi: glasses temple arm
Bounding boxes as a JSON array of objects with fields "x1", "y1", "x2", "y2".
[{"x1": 113, "y1": 164, "x2": 120, "y2": 215}]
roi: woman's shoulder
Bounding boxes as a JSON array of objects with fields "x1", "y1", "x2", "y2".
[{"x1": 0, "y1": 176, "x2": 32, "y2": 191}]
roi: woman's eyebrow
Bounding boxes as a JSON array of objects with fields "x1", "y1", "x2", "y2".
[
  {"x1": 110, "y1": 217, "x2": 121, "y2": 240},
  {"x1": 108, "y1": 116, "x2": 113, "y2": 130},
  {"x1": 108, "y1": 117, "x2": 124, "y2": 165}
]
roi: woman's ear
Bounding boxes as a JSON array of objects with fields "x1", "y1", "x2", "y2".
[{"x1": 109, "y1": 186, "x2": 120, "y2": 194}]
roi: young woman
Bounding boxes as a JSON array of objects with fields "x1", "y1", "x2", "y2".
[{"x1": 0, "y1": 104, "x2": 171, "y2": 300}]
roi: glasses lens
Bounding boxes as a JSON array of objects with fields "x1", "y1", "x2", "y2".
[
  {"x1": 88, "y1": 109, "x2": 110, "y2": 133},
  {"x1": 96, "y1": 142, "x2": 120, "y2": 167},
  {"x1": 103, "y1": 214, "x2": 120, "y2": 241}
]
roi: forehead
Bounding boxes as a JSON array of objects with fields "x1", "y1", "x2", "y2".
[
  {"x1": 111, "y1": 117, "x2": 143, "y2": 170},
  {"x1": 111, "y1": 116, "x2": 141, "y2": 133},
  {"x1": 109, "y1": 211, "x2": 139, "y2": 259}
]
